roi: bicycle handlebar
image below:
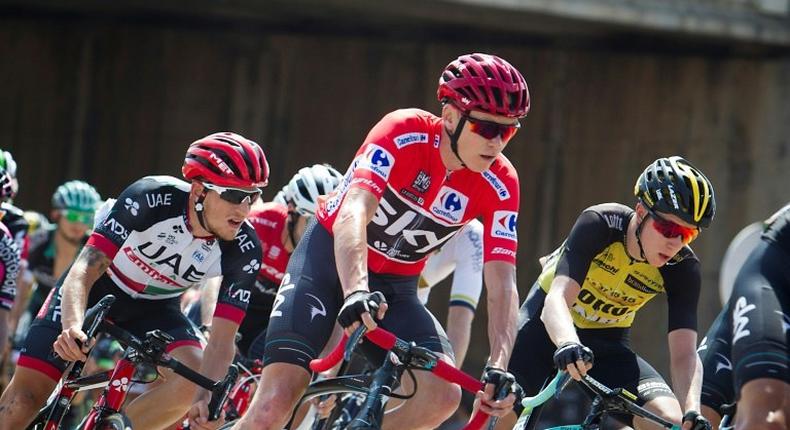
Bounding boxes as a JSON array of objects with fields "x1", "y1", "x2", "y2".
[{"x1": 309, "y1": 327, "x2": 494, "y2": 430}]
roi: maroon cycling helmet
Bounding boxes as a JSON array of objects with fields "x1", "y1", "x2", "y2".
[
  {"x1": 437, "y1": 53, "x2": 530, "y2": 118},
  {"x1": 182, "y1": 132, "x2": 269, "y2": 188}
]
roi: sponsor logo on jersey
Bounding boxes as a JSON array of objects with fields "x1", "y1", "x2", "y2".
[
  {"x1": 124, "y1": 198, "x2": 140, "y2": 216},
  {"x1": 430, "y1": 186, "x2": 468, "y2": 223},
  {"x1": 714, "y1": 353, "x2": 732, "y2": 373},
  {"x1": 393, "y1": 132, "x2": 428, "y2": 149},
  {"x1": 267, "y1": 246, "x2": 281, "y2": 259},
  {"x1": 399, "y1": 188, "x2": 425, "y2": 205},
  {"x1": 145, "y1": 193, "x2": 172, "y2": 208},
  {"x1": 172, "y1": 224, "x2": 184, "y2": 234},
  {"x1": 491, "y1": 211, "x2": 517, "y2": 242},
  {"x1": 243, "y1": 259, "x2": 260, "y2": 274},
  {"x1": 358, "y1": 144, "x2": 394, "y2": 180},
  {"x1": 235, "y1": 230, "x2": 256, "y2": 253},
  {"x1": 592, "y1": 255, "x2": 619, "y2": 275},
  {"x1": 411, "y1": 170, "x2": 431, "y2": 193},
  {"x1": 192, "y1": 250, "x2": 205, "y2": 263},
  {"x1": 248, "y1": 216, "x2": 278, "y2": 229},
  {"x1": 491, "y1": 246, "x2": 516, "y2": 258},
  {"x1": 433, "y1": 134, "x2": 440, "y2": 148},
  {"x1": 104, "y1": 217, "x2": 130, "y2": 240},
  {"x1": 482, "y1": 170, "x2": 510, "y2": 201},
  {"x1": 603, "y1": 214, "x2": 623, "y2": 230},
  {"x1": 624, "y1": 274, "x2": 659, "y2": 294}
]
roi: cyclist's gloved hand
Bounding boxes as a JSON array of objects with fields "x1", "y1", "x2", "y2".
[
  {"x1": 553, "y1": 341, "x2": 594, "y2": 380},
  {"x1": 479, "y1": 367, "x2": 519, "y2": 417},
  {"x1": 682, "y1": 410, "x2": 712, "y2": 430},
  {"x1": 337, "y1": 290, "x2": 386, "y2": 330}
]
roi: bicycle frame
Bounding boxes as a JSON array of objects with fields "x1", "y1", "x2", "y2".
[
  {"x1": 515, "y1": 371, "x2": 683, "y2": 430},
  {"x1": 307, "y1": 327, "x2": 495, "y2": 430},
  {"x1": 32, "y1": 295, "x2": 238, "y2": 430}
]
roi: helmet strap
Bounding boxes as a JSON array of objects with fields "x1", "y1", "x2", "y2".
[
  {"x1": 634, "y1": 214, "x2": 648, "y2": 262},
  {"x1": 445, "y1": 115, "x2": 467, "y2": 168},
  {"x1": 194, "y1": 190, "x2": 213, "y2": 235}
]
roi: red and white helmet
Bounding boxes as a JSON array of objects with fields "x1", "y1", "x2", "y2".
[
  {"x1": 182, "y1": 132, "x2": 269, "y2": 188},
  {"x1": 437, "y1": 53, "x2": 530, "y2": 118}
]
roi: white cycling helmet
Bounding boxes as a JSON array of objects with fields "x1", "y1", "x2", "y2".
[
  {"x1": 286, "y1": 164, "x2": 343, "y2": 216},
  {"x1": 272, "y1": 185, "x2": 289, "y2": 206}
]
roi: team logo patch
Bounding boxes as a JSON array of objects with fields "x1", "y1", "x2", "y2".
[
  {"x1": 482, "y1": 170, "x2": 510, "y2": 201},
  {"x1": 411, "y1": 170, "x2": 431, "y2": 193},
  {"x1": 358, "y1": 144, "x2": 394, "y2": 180},
  {"x1": 491, "y1": 210, "x2": 518, "y2": 242},
  {"x1": 393, "y1": 132, "x2": 428, "y2": 149},
  {"x1": 124, "y1": 198, "x2": 140, "y2": 216},
  {"x1": 430, "y1": 186, "x2": 468, "y2": 223}
]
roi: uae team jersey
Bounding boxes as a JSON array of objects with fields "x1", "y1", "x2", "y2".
[
  {"x1": 87, "y1": 176, "x2": 262, "y2": 324},
  {"x1": 317, "y1": 108, "x2": 520, "y2": 276},
  {"x1": 247, "y1": 202, "x2": 290, "y2": 287}
]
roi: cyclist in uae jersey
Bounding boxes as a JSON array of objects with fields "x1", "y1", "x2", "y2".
[
  {"x1": 0, "y1": 132, "x2": 269, "y2": 430},
  {"x1": 698, "y1": 204, "x2": 789, "y2": 430},
  {"x1": 500, "y1": 157, "x2": 715, "y2": 430},
  {"x1": 188, "y1": 164, "x2": 343, "y2": 360},
  {"x1": 417, "y1": 218, "x2": 483, "y2": 367},
  {"x1": 233, "y1": 53, "x2": 529, "y2": 430}
]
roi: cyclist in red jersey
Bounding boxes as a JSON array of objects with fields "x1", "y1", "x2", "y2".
[
  {"x1": 0, "y1": 132, "x2": 269, "y2": 430},
  {"x1": 232, "y1": 53, "x2": 529, "y2": 430}
]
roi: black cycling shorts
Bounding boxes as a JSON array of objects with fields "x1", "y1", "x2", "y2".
[
  {"x1": 263, "y1": 219, "x2": 453, "y2": 372},
  {"x1": 18, "y1": 276, "x2": 204, "y2": 382},
  {"x1": 699, "y1": 240, "x2": 789, "y2": 412},
  {"x1": 508, "y1": 285, "x2": 675, "y2": 419}
]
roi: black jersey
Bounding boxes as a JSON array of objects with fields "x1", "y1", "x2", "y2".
[
  {"x1": 762, "y1": 204, "x2": 790, "y2": 256},
  {"x1": 538, "y1": 203, "x2": 701, "y2": 331},
  {"x1": 87, "y1": 176, "x2": 262, "y2": 324}
]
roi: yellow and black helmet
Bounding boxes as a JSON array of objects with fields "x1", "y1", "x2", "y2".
[{"x1": 634, "y1": 156, "x2": 715, "y2": 228}]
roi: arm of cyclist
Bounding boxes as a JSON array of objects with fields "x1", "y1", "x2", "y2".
[
  {"x1": 668, "y1": 328, "x2": 708, "y2": 430},
  {"x1": 333, "y1": 187, "x2": 387, "y2": 333},
  {"x1": 476, "y1": 261, "x2": 519, "y2": 416},
  {"x1": 188, "y1": 317, "x2": 238, "y2": 430},
  {"x1": 446, "y1": 306, "x2": 474, "y2": 367},
  {"x1": 200, "y1": 276, "x2": 222, "y2": 328},
  {"x1": 54, "y1": 245, "x2": 110, "y2": 361},
  {"x1": 541, "y1": 211, "x2": 610, "y2": 380}
]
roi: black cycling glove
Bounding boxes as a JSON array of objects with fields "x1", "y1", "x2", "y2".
[
  {"x1": 482, "y1": 367, "x2": 520, "y2": 401},
  {"x1": 337, "y1": 290, "x2": 386, "y2": 329},
  {"x1": 682, "y1": 410, "x2": 712, "y2": 430},
  {"x1": 553, "y1": 341, "x2": 594, "y2": 370}
]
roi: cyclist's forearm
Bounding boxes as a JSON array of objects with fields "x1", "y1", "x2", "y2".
[
  {"x1": 61, "y1": 246, "x2": 110, "y2": 329},
  {"x1": 541, "y1": 277, "x2": 581, "y2": 347},
  {"x1": 483, "y1": 262, "x2": 518, "y2": 368},
  {"x1": 446, "y1": 306, "x2": 474, "y2": 367},
  {"x1": 670, "y1": 349, "x2": 704, "y2": 412},
  {"x1": 199, "y1": 318, "x2": 237, "y2": 383},
  {"x1": 7, "y1": 273, "x2": 32, "y2": 332},
  {"x1": 333, "y1": 191, "x2": 376, "y2": 297}
]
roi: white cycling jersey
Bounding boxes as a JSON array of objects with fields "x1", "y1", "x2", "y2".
[{"x1": 417, "y1": 219, "x2": 483, "y2": 311}]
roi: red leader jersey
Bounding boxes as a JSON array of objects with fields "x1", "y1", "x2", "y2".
[{"x1": 317, "y1": 108, "x2": 520, "y2": 276}]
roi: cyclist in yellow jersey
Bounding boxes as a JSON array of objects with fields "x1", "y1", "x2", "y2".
[{"x1": 500, "y1": 156, "x2": 715, "y2": 430}]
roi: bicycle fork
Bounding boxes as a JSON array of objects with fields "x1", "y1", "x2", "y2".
[{"x1": 348, "y1": 353, "x2": 402, "y2": 430}]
